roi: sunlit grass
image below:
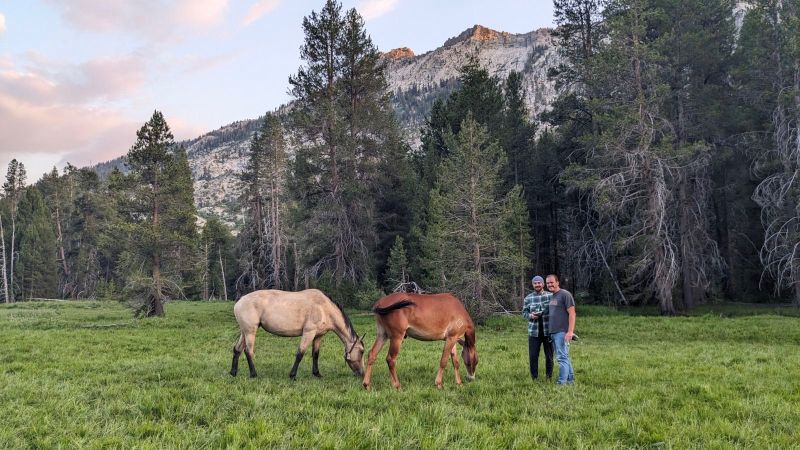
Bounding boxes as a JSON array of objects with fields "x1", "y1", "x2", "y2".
[{"x1": 0, "y1": 300, "x2": 798, "y2": 448}]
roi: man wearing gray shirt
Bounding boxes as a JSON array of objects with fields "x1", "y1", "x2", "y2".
[{"x1": 547, "y1": 274, "x2": 575, "y2": 385}]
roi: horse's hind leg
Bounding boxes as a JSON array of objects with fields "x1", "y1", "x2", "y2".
[
  {"x1": 435, "y1": 337, "x2": 459, "y2": 389},
  {"x1": 244, "y1": 330, "x2": 258, "y2": 378},
  {"x1": 362, "y1": 326, "x2": 386, "y2": 390},
  {"x1": 230, "y1": 333, "x2": 244, "y2": 377},
  {"x1": 289, "y1": 330, "x2": 316, "y2": 380},
  {"x1": 450, "y1": 341, "x2": 462, "y2": 386},
  {"x1": 311, "y1": 336, "x2": 324, "y2": 378},
  {"x1": 386, "y1": 336, "x2": 404, "y2": 390}
]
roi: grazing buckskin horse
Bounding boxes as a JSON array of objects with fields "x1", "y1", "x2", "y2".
[
  {"x1": 362, "y1": 292, "x2": 478, "y2": 390},
  {"x1": 231, "y1": 289, "x2": 365, "y2": 379}
]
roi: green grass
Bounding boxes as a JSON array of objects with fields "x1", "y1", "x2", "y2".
[{"x1": 1, "y1": 301, "x2": 798, "y2": 448}]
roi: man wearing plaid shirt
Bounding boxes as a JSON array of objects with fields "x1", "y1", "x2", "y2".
[{"x1": 521, "y1": 275, "x2": 553, "y2": 380}]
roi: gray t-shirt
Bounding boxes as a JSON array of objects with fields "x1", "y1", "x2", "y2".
[{"x1": 548, "y1": 289, "x2": 576, "y2": 334}]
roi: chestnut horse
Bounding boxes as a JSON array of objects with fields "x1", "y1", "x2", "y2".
[
  {"x1": 231, "y1": 289, "x2": 365, "y2": 379},
  {"x1": 362, "y1": 292, "x2": 477, "y2": 390}
]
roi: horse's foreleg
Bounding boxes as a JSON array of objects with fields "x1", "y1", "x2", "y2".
[
  {"x1": 230, "y1": 333, "x2": 244, "y2": 377},
  {"x1": 362, "y1": 331, "x2": 386, "y2": 390},
  {"x1": 244, "y1": 330, "x2": 258, "y2": 378},
  {"x1": 289, "y1": 330, "x2": 316, "y2": 380},
  {"x1": 435, "y1": 337, "x2": 459, "y2": 389},
  {"x1": 386, "y1": 336, "x2": 404, "y2": 390},
  {"x1": 311, "y1": 336, "x2": 324, "y2": 378}
]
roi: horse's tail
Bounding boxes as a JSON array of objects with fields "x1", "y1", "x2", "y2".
[
  {"x1": 373, "y1": 299, "x2": 415, "y2": 316},
  {"x1": 233, "y1": 331, "x2": 245, "y2": 353}
]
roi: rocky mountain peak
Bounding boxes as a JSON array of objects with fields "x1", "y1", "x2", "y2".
[
  {"x1": 443, "y1": 24, "x2": 510, "y2": 47},
  {"x1": 384, "y1": 47, "x2": 416, "y2": 60}
]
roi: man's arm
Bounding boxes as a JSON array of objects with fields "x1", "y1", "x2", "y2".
[
  {"x1": 521, "y1": 296, "x2": 532, "y2": 319},
  {"x1": 565, "y1": 306, "x2": 576, "y2": 342}
]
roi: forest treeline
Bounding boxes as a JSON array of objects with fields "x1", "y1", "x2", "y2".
[{"x1": 2, "y1": 0, "x2": 799, "y2": 317}]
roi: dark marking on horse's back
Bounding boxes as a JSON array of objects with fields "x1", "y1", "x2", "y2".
[{"x1": 373, "y1": 299, "x2": 415, "y2": 316}]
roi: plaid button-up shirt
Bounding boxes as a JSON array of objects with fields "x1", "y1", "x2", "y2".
[{"x1": 521, "y1": 290, "x2": 552, "y2": 337}]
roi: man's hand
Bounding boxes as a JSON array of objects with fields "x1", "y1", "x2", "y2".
[
  {"x1": 565, "y1": 332, "x2": 574, "y2": 342},
  {"x1": 530, "y1": 313, "x2": 539, "y2": 320}
]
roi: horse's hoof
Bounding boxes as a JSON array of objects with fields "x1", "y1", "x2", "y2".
[
  {"x1": 362, "y1": 383, "x2": 371, "y2": 391},
  {"x1": 436, "y1": 384, "x2": 443, "y2": 390},
  {"x1": 249, "y1": 373, "x2": 257, "y2": 379},
  {"x1": 313, "y1": 372, "x2": 323, "y2": 378},
  {"x1": 230, "y1": 371, "x2": 237, "y2": 377}
]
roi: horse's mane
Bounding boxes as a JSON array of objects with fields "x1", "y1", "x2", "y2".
[{"x1": 329, "y1": 298, "x2": 357, "y2": 338}]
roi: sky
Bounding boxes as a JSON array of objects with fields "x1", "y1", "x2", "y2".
[{"x1": 0, "y1": 1, "x2": 555, "y2": 180}]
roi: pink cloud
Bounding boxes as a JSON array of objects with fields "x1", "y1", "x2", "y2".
[
  {"x1": 175, "y1": 0, "x2": 229, "y2": 29},
  {"x1": 242, "y1": 0, "x2": 281, "y2": 27},
  {"x1": 356, "y1": 0, "x2": 399, "y2": 21},
  {"x1": 0, "y1": 13, "x2": 6, "y2": 34},
  {"x1": 43, "y1": 1, "x2": 230, "y2": 39},
  {"x1": 179, "y1": 50, "x2": 242, "y2": 74},
  {"x1": 0, "y1": 90, "x2": 136, "y2": 170},
  {"x1": 0, "y1": 52, "x2": 205, "y2": 176},
  {"x1": 0, "y1": 53, "x2": 147, "y2": 105}
]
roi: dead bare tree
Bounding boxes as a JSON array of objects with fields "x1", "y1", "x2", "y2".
[{"x1": 750, "y1": 1, "x2": 800, "y2": 305}]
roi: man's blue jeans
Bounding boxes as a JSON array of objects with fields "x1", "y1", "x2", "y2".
[{"x1": 551, "y1": 332, "x2": 574, "y2": 384}]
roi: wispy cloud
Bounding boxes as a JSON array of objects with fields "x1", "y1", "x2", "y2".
[
  {"x1": 0, "y1": 13, "x2": 6, "y2": 34},
  {"x1": 1, "y1": 53, "x2": 147, "y2": 105},
  {"x1": 180, "y1": 50, "x2": 243, "y2": 74},
  {"x1": 242, "y1": 0, "x2": 281, "y2": 27},
  {"x1": 175, "y1": 0, "x2": 229, "y2": 30},
  {"x1": 43, "y1": 1, "x2": 230, "y2": 40},
  {"x1": 356, "y1": 0, "x2": 399, "y2": 21},
  {"x1": 0, "y1": 53, "x2": 152, "y2": 174}
]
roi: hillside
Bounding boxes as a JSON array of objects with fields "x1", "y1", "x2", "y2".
[{"x1": 98, "y1": 25, "x2": 560, "y2": 227}]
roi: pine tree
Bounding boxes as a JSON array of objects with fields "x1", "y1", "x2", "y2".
[
  {"x1": 288, "y1": 0, "x2": 406, "y2": 292},
  {"x1": 16, "y1": 188, "x2": 59, "y2": 299},
  {"x1": 2, "y1": 159, "x2": 26, "y2": 301},
  {"x1": 420, "y1": 115, "x2": 529, "y2": 319},
  {"x1": 385, "y1": 235, "x2": 409, "y2": 290},
  {"x1": 202, "y1": 218, "x2": 234, "y2": 300},
  {"x1": 123, "y1": 111, "x2": 198, "y2": 316},
  {"x1": 38, "y1": 164, "x2": 79, "y2": 297},
  {"x1": 237, "y1": 114, "x2": 290, "y2": 294},
  {"x1": 64, "y1": 169, "x2": 115, "y2": 298}
]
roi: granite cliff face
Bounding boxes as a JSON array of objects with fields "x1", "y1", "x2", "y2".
[{"x1": 183, "y1": 25, "x2": 560, "y2": 227}]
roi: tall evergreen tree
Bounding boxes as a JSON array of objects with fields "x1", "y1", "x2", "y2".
[
  {"x1": 384, "y1": 235, "x2": 409, "y2": 290},
  {"x1": 237, "y1": 114, "x2": 291, "y2": 294},
  {"x1": 16, "y1": 187, "x2": 58, "y2": 300},
  {"x1": 202, "y1": 218, "x2": 235, "y2": 300},
  {"x1": 420, "y1": 115, "x2": 529, "y2": 319},
  {"x1": 2, "y1": 159, "x2": 26, "y2": 300},
  {"x1": 123, "y1": 111, "x2": 198, "y2": 316},
  {"x1": 288, "y1": 0, "x2": 407, "y2": 293},
  {"x1": 65, "y1": 169, "x2": 116, "y2": 298}
]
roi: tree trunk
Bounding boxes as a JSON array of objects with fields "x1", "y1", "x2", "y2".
[
  {"x1": 203, "y1": 241, "x2": 209, "y2": 301},
  {"x1": 218, "y1": 245, "x2": 228, "y2": 301},
  {"x1": 55, "y1": 206, "x2": 70, "y2": 280},
  {"x1": 150, "y1": 177, "x2": 164, "y2": 317},
  {"x1": 0, "y1": 215, "x2": 8, "y2": 302},
  {"x1": 9, "y1": 214, "x2": 15, "y2": 301},
  {"x1": 679, "y1": 177, "x2": 695, "y2": 310}
]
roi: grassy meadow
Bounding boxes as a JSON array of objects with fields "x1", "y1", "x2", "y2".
[{"x1": 0, "y1": 300, "x2": 798, "y2": 449}]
